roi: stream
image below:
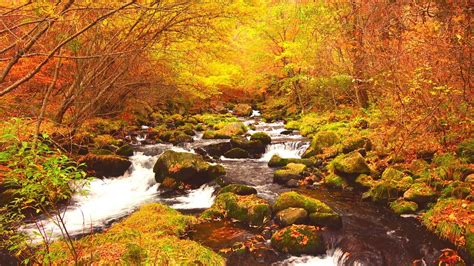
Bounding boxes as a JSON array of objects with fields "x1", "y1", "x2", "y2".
[{"x1": 22, "y1": 112, "x2": 461, "y2": 265}]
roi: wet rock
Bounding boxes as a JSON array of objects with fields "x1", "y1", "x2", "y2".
[
  {"x1": 224, "y1": 148, "x2": 250, "y2": 159},
  {"x1": 273, "y1": 163, "x2": 307, "y2": 184},
  {"x1": 332, "y1": 151, "x2": 371, "y2": 178},
  {"x1": 153, "y1": 150, "x2": 225, "y2": 188},
  {"x1": 116, "y1": 144, "x2": 134, "y2": 157},
  {"x1": 230, "y1": 136, "x2": 266, "y2": 155},
  {"x1": 286, "y1": 179, "x2": 300, "y2": 188},
  {"x1": 271, "y1": 225, "x2": 325, "y2": 255},
  {"x1": 308, "y1": 212, "x2": 342, "y2": 229},
  {"x1": 219, "y1": 184, "x2": 257, "y2": 196},
  {"x1": 250, "y1": 132, "x2": 272, "y2": 145},
  {"x1": 403, "y1": 183, "x2": 437, "y2": 204},
  {"x1": 389, "y1": 199, "x2": 418, "y2": 215},
  {"x1": 268, "y1": 155, "x2": 314, "y2": 168},
  {"x1": 233, "y1": 104, "x2": 253, "y2": 117},
  {"x1": 201, "y1": 192, "x2": 271, "y2": 227},
  {"x1": 79, "y1": 154, "x2": 131, "y2": 178},
  {"x1": 202, "y1": 142, "x2": 232, "y2": 158},
  {"x1": 280, "y1": 130, "x2": 293, "y2": 135},
  {"x1": 302, "y1": 131, "x2": 340, "y2": 158},
  {"x1": 275, "y1": 208, "x2": 308, "y2": 226}
]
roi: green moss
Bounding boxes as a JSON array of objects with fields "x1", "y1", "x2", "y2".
[
  {"x1": 271, "y1": 225, "x2": 325, "y2": 255},
  {"x1": 93, "y1": 134, "x2": 121, "y2": 148},
  {"x1": 203, "y1": 192, "x2": 271, "y2": 227},
  {"x1": 403, "y1": 183, "x2": 436, "y2": 204},
  {"x1": 250, "y1": 132, "x2": 272, "y2": 145},
  {"x1": 441, "y1": 181, "x2": 471, "y2": 199},
  {"x1": 273, "y1": 163, "x2": 307, "y2": 184},
  {"x1": 308, "y1": 212, "x2": 342, "y2": 228},
  {"x1": 273, "y1": 192, "x2": 333, "y2": 214},
  {"x1": 324, "y1": 173, "x2": 348, "y2": 189},
  {"x1": 268, "y1": 155, "x2": 314, "y2": 167},
  {"x1": 331, "y1": 151, "x2": 371, "y2": 177},
  {"x1": 354, "y1": 174, "x2": 376, "y2": 190},
  {"x1": 116, "y1": 144, "x2": 134, "y2": 157},
  {"x1": 389, "y1": 199, "x2": 418, "y2": 215},
  {"x1": 45, "y1": 203, "x2": 224, "y2": 265},
  {"x1": 302, "y1": 131, "x2": 340, "y2": 157}
]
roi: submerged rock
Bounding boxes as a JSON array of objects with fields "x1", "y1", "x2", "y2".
[
  {"x1": 79, "y1": 154, "x2": 131, "y2": 178},
  {"x1": 153, "y1": 150, "x2": 225, "y2": 188},
  {"x1": 201, "y1": 192, "x2": 271, "y2": 227},
  {"x1": 219, "y1": 184, "x2": 257, "y2": 196},
  {"x1": 273, "y1": 163, "x2": 307, "y2": 184},
  {"x1": 271, "y1": 225, "x2": 325, "y2": 255},
  {"x1": 275, "y1": 207, "x2": 308, "y2": 226}
]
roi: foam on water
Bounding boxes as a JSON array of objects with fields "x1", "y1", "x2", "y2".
[
  {"x1": 259, "y1": 141, "x2": 309, "y2": 162},
  {"x1": 170, "y1": 185, "x2": 216, "y2": 209},
  {"x1": 22, "y1": 152, "x2": 159, "y2": 240}
]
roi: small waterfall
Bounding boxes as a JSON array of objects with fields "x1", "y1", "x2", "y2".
[
  {"x1": 168, "y1": 185, "x2": 216, "y2": 209},
  {"x1": 260, "y1": 141, "x2": 309, "y2": 162},
  {"x1": 22, "y1": 152, "x2": 159, "y2": 240}
]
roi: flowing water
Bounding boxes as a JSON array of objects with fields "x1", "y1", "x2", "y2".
[{"x1": 22, "y1": 112, "x2": 469, "y2": 265}]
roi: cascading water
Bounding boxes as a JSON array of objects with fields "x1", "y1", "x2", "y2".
[
  {"x1": 259, "y1": 141, "x2": 309, "y2": 162},
  {"x1": 23, "y1": 152, "x2": 159, "y2": 240}
]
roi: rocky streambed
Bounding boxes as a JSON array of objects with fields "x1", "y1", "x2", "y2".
[{"x1": 22, "y1": 112, "x2": 470, "y2": 265}]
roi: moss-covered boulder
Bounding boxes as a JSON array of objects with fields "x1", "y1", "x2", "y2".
[
  {"x1": 275, "y1": 208, "x2": 308, "y2": 226},
  {"x1": 362, "y1": 168, "x2": 413, "y2": 202},
  {"x1": 169, "y1": 131, "x2": 194, "y2": 145},
  {"x1": 302, "y1": 131, "x2": 340, "y2": 158},
  {"x1": 341, "y1": 137, "x2": 372, "y2": 154},
  {"x1": 354, "y1": 174, "x2": 376, "y2": 190},
  {"x1": 308, "y1": 212, "x2": 342, "y2": 229},
  {"x1": 230, "y1": 136, "x2": 266, "y2": 155},
  {"x1": 202, "y1": 122, "x2": 247, "y2": 139},
  {"x1": 403, "y1": 183, "x2": 436, "y2": 204},
  {"x1": 233, "y1": 104, "x2": 253, "y2": 117},
  {"x1": 153, "y1": 150, "x2": 225, "y2": 188},
  {"x1": 250, "y1": 132, "x2": 272, "y2": 145},
  {"x1": 79, "y1": 154, "x2": 131, "y2": 178},
  {"x1": 389, "y1": 199, "x2": 418, "y2": 215},
  {"x1": 324, "y1": 173, "x2": 349, "y2": 189},
  {"x1": 273, "y1": 163, "x2": 307, "y2": 184},
  {"x1": 268, "y1": 155, "x2": 314, "y2": 167},
  {"x1": 332, "y1": 151, "x2": 371, "y2": 178},
  {"x1": 201, "y1": 192, "x2": 271, "y2": 227},
  {"x1": 219, "y1": 184, "x2": 257, "y2": 196},
  {"x1": 93, "y1": 134, "x2": 122, "y2": 149},
  {"x1": 271, "y1": 225, "x2": 325, "y2": 255},
  {"x1": 224, "y1": 148, "x2": 250, "y2": 159},
  {"x1": 116, "y1": 144, "x2": 134, "y2": 157},
  {"x1": 273, "y1": 192, "x2": 333, "y2": 214}
]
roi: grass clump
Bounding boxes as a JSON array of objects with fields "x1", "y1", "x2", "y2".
[{"x1": 44, "y1": 203, "x2": 224, "y2": 265}]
